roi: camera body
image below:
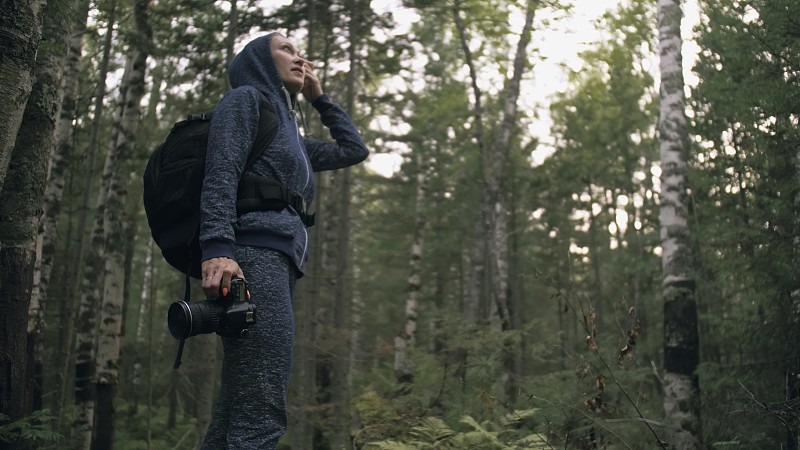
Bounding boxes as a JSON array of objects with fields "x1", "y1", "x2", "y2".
[{"x1": 167, "y1": 278, "x2": 256, "y2": 339}]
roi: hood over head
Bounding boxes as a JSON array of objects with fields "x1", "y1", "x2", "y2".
[{"x1": 227, "y1": 33, "x2": 296, "y2": 107}]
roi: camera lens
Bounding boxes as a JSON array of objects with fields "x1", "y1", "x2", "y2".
[
  {"x1": 167, "y1": 301, "x2": 192, "y2": 339},
  {"x1": 167, "y1": 300, "x2": 227, "y2": 339}
]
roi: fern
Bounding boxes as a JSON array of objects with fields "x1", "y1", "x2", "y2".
[
  {"x1": 363, "y1": 408, "x2": 550, "y2": 449},
  {"x1": 509, "y1": 432, "x2": 550, "y2": 450},
  {"x1": 409, "y1": 416, "x2": 456, "y2": 443},
  {"x1": 0, "y1": 410, "x2": 63, "y2": 445}
]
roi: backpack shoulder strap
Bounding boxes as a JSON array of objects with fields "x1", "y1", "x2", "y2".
[{"x1": 245, "y1": 92, "x2": 279, "y2": 170}]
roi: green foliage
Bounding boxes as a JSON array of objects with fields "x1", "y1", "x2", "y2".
[
  {"x1": 688, "y1": 0, "x2": 800, "y2": 446},
  {"x1": 0, "y1": 410, "x2": 62, "y2": 446},
  {"x1": 113, "y1": 400, "x2": 197, "y2": 450},
  {"x1": 361, "y1": 412, "x2": 549, "y2": 449}
]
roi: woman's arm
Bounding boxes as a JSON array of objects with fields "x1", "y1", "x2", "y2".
[
  {"x1": 199, "y1": 88, "x2": 260, "y2": 296},
  {"x1": 300, "y1": 61, "x2": 369, "y2": 171},
  {"x1": 304, "y1": 94, "x2": 369, "y2": 171}
]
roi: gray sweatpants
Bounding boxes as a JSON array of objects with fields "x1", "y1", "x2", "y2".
[{"x1": 201, "y1": 247, "x2": 297, "y2": 450}]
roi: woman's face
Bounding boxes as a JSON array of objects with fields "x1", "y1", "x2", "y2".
[{"x1": 270, "y1": 35, "x2": 306, "y2": 93}]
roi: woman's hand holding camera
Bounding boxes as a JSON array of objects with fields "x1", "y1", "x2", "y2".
[{"x1": 202, "y1": 257, "x2": 244, "y2": 299}]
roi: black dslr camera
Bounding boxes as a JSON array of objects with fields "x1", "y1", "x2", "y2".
[{"x1": 167, "y1": 277, "x2": 256, "y2": 339}]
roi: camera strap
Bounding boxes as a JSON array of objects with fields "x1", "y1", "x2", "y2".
[
  {"x1": 173, "y1": 272, "x2": 192, "y2": 369},
  {"x1": 173, "y1": 339, "x2": 186, "y2": 369}
]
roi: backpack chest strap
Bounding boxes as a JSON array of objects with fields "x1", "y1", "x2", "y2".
[{"x1": 236, "y1": 174, "x2": 315, "y2": 227}]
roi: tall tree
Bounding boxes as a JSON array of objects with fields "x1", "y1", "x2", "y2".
[
  {"x1": 394, "y1": 152, "x2": 426, "y2": 387},
  {"x1": 0, "y1": 0, "x2": 46, "y2": 193},
  {"x1": 35, "y1": 0, "x2": 91, "y2": 422},
  {"x1": 0, "y1": 0, "x2": 73, "y2": 433},
  {"x1": 452, "y1": 0, "x2": 488, "y2": 327},
  {"x1": 49, "y1": 1, "x2": 93, "y2": 431},
  {"x1": 0, "y1": 0, "x2": 46, "y2": 430},
  {"x1": 92, "y1": 0, "x2": 152, "y2": 445},
  {"x1": 657, "y1": 0, "x2": 702, "y2": 447},
  {"x1": 452, "y1": 0, "x2": 537, "y2": 402},
  {"x1": 26, "y1": 0, "x2": 83, "y2": 414},
  {"x1": 72, "y1": 0, "x2": 119, "y2": 447}
]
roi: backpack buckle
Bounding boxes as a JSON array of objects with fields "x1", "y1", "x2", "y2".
[
  {"x1": 187, "y1": 113, "x2": 212, "y2": 121},
  {"x1": 291, "y1": 195, "x2": 307, "y2": 215}
]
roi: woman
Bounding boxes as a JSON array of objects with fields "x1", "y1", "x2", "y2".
[{"x1": 198, "y1": 32, "x2": 368, "y2": 449}]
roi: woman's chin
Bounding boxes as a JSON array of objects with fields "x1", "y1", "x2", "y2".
[{"x1": 283, "y1": 80, "x2": 304, "y2": 94}]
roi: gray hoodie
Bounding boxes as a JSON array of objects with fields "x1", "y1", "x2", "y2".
[{"x1": 199, "y1": 33, "x2": 369, "y2": 274}]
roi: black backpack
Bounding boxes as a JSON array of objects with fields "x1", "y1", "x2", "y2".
[{"x1": 143, "y1": 94, "x2": 279, "y2": 279}]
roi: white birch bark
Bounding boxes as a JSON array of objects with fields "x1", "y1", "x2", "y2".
[
  {"x1": 50, "y1": 0, "x2": 90, "y2": 430},
  {"x1": 71, "y1": 0, "x2": 118, "y2": 445},
  {"x1": 93, "y1": 0, "x2": 151, "y2": 445},
  {"x1": 96, "y1": 35, "x2": 150, "y2": 391},
  {"x1": 657, "y1": 0, "x2": 702, "y2": 448},
  {"x1": 452, "y1": 0, "x2": 488, "y2": 326},
  {"x1": 453, "y1": 0, "x2": 536, "y2": 331},
  {"x1": 395, "y1": 154, "x2": 426, "y2": 385}
]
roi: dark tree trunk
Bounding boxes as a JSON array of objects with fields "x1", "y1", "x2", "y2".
[
  {"x1": 0, "y1": 0, "x2": 46, "y2": 192},
  {"x1": 0, "y1": 0, "x2": 61, "y2": 427},
  {"x1": 0, "y1": 249, "x2": 36, "y2": 424}
]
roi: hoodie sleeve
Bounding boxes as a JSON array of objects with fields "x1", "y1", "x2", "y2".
[
  {"x1": 199, "y1": 87, "x2": 262, "y2": 262},
  {"x1": 304, "y1": 94, "x2": 369, "y2": 172}
]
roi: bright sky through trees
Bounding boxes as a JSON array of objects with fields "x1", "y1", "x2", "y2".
[{"x1": 364, "y1": 0, "x2": 700, "y2": 177}]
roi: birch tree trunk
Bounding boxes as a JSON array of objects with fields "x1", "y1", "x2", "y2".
[
  {"x1": 453, "y1": 0, "x2": 536, "y2": 401},
  {"x1": 488, "y1": 0, "x2": 535, "y2": 332},
  {"x1": 0, "y1": 0, "x2": 46, "y2": 194},
  {"x1": 0, "y1": 0, "x2": 44, "y2": 431},
  {"x1": 93, "y1": 0, "x2": 152, "y2": 446},
  {"x1": 39, "y1": 0, "x2": 89, "y2": 414},
  {"x1": 492, "y1": 0, "x2": 535, "y2": 401},
  {"x1": 394, "y1": 153, "x2": 426, "y2": 387},
  {"x1": 452, "y1": 0, "x2": 487, "y2": 327},
  {"x1": 0, "y1": 0, "x2": 66, "y2": 429},
  {"x1": 25, "y1": 0, "x2": 80, "y2": 413},
  {"x1": 72, "y1": 1, "x2": 118, "y2": 447},
  {"x1": 129, "y1": 56, "x2": 165, "y2": 417},
  {"x1": 50, "y1": 0, "x2": 91, "y2": 429},
  {"x1": 657, "y1": 0, "x2": 702, "y2": 448}
]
